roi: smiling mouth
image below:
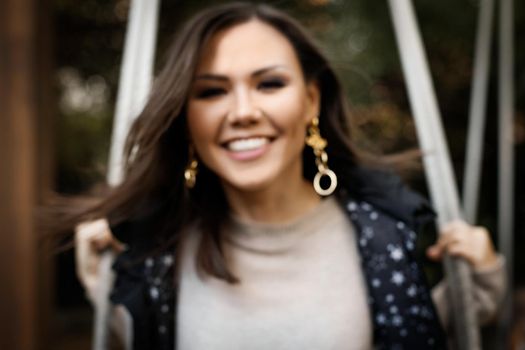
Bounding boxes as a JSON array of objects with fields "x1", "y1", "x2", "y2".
[{"x1": 223, "y1": 136, "x2": 275, "y2": 152}]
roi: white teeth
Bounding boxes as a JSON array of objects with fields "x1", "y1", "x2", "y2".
[{"x1": 226, "y1": 137, "x2": 270, "y2": 152}]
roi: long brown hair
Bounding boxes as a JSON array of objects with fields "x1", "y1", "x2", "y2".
[{"x1": 56, "y1": 2, "x2": 370, "y2": 283}]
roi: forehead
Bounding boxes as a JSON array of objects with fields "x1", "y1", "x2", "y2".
[{"x1": 195, "y1": 20, "x2": 302, "y2": 75}]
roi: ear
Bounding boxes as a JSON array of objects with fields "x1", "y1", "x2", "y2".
[{"x1": 304, "y1": 80, "x2": 321, "y2": 124}]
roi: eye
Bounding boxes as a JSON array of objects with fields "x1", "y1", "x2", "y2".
[
  {"x1": 195, "y1": 87, "x2": 226, "y2": 99},
  {"x1": 257, "y1": 78, "x2": 286, "y2": 91}
]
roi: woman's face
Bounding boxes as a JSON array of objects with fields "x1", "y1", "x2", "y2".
[{"x1": 186, "y1": 20, "x2": 320, "y2": 193}]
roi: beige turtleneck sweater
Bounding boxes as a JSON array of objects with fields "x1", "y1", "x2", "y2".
[
  {"x1": 177, "y1": 197, "x2": 372, "y2": 350},
  {"x1": 176, "y1": 196, "x2": 505, "y2": 350}
]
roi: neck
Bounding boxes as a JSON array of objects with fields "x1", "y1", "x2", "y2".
[{"x1": 223, "y1": 177, "x2": 321, "y2": 224}]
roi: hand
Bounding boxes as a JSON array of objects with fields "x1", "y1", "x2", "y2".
[
  {"x1": 75, "y1": 219, "x2": 125, "y2": 302},
  {"x1": 426, "y1": 220, "x2": 499, "y2": 270}
]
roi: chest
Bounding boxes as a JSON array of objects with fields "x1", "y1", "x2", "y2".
[{"x1": 176, "y1": 219, "x2": 373, "y2": 350}]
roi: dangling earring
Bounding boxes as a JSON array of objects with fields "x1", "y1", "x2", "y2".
[
  {"x1": 184, "y1": 146, "x2": 198, "y2": 189},
  {"x1": 305, "y1": 117, "x2": 337, "y2": 196}
]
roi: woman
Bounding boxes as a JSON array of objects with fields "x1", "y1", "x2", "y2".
[{"x1": 74, "y1": 2, "x2": 505, "y2": 349}]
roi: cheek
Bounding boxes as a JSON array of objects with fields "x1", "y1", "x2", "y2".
[
  {"x1": 186, "y1": 106, "x2": 219, "y2": 157},
  {"x1": 187, "y1": 115, "x2": 207, "y2": 140},
  {"x1": 187, "y1": 99, "x2": 224, "y2": 133},
  {"x1": 264, "y1": 89, "x2": 309, "y2": 136},
  {"x1": 186, "y1": 99, "x2": 229, "y2": 137}
]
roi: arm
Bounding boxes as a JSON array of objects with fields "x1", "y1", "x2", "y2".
[
  {"x1": 426, "y1": 220, "x2": 507, "y2": 328},
  {"x1": 75, "y1": 219, "x2": 132, "y2": 348},
  {"x1": 75, "y1": 219, "x2": 125, "y2": 303}
]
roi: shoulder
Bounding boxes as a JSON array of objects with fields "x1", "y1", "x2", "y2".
[
  {"x1": 337, "y1": 166, "x2": 435, "y2": 231},
  {"x1": 339, "y1": 196, "x2": 420, "y2": 254}
]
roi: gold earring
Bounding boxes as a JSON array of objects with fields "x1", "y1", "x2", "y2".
[
  {"x1": 305, "y1": 117, "x2": 337, "y2": 196},
  {"x1": 184, "y1": 147, "x2": 198, "y2": 189}
]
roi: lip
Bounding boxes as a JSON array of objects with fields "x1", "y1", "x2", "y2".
[
  {"x1": 225, "y1": 142, "x2": 271, "y2": 161},
  {"x1": 220, "y1": 134, "x2": 276, "y2": 146},
  {"x1": 221, "y1": 136, "x2": 276, "y2": 161}
]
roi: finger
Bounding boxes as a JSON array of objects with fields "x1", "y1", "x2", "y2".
[
  {"x1": 439, "y1": 223, "x2": 473, "y2": 251},
  {"x1": 76, "y1": 219, "x2": 111, "y2": 241},
  {"x1": 428, "y1": 237, "x2": 461, "y2": 259},
  {"x1": 433, "y1": 232, "x2": 458, "y2": 252},
  {"x1": 110, "y1": 238, "x2": 126, "y2": 253},
  {"x1": 90, "y1": 234, "x2": 114, "y2": 252},
  {"x1": 443, "y1": 224, "x2": 488, "y2": 251},
  {"x1": 440, "y1": 222, "x2": 470, "y2": 247},
  {"x1": 74, "y1": 219, "x2": 111, "y2": 287},
  {"x1": 428, "y1": 228, "x2": 469, "y2": 262},
  {"x1": 446, "y1": 244, "x2": 476, "y2": 266},
  {"x1": 441, "y1": 219, "x2": 469, "y2": 234},
  {"x1": 472, "y1": 226, "x2": 491, "y2": 243},
  {"x1": 426, "y1": 245, "x2": 442, "y2": 261},
  {"x1": 426, "y1": 238, "x2": 448, "y2": 261}
]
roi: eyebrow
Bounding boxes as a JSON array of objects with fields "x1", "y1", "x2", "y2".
[{"x1": 194, "y1": 65, "x2": 288, "y2": 81}]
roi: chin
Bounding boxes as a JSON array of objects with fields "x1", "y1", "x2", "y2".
[
  {"x1": 224, "y1": 177, "x2": 274, "y2": 193},
  {"x1": 220, "y1": 168, "x2": 281, "y2": 193},
  {"x1": 211, "y1": 157, "x2": 303, "y2": 194}
]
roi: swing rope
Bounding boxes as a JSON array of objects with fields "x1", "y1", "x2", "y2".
[
  {"x1": 387, "y1": 0, "x2": 480, "y2": 348},
  {"x1": 463, "y1": 0, "x2": 495, "y2": 224},
  {"x1": 497, "y1": 0, "x2": 515, "y2": 343},
  {"x1": 92, "y1": 0, "x2": 160, "y2": 349}
]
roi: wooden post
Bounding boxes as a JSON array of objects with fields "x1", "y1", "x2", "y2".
[
  {"x1": 0, "y1": 0, "x2": 54, "y2": 349},
  {"x1": 0, "y1": 0, "x2": 38, "y2": 347}
]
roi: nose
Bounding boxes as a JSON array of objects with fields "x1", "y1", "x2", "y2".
[{"x1": 228, "y1": 87, "x2": 261, "y2": 126}]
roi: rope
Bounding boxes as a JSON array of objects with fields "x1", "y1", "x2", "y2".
[
  {"x1": 387, "y1": 1, "x2": 480, "y2": 348},
  {"x1": 463, "y1": 0, "x2": 495, "y2": 223},
  {"x1": 498, "y1": 0, "x2": 515, "y2": 344},
  {"x1": 92, "y1": 0, "x2": 160, "y2": 349}
]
